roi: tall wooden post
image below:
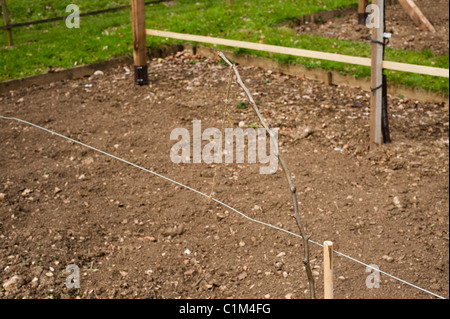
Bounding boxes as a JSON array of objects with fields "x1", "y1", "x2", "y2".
[
  {"x1": 1, "y1": 0, "x2": 13, "y2": 46},
  {"x1": 358, "y1": 0, "x2": 369, "y2": 25},
  {"x1": 370, "y1": 0, "x2": 384, "y2": 150},
  {"x1": 131, "y1": 0, "x2": 148, "y2": 85}
]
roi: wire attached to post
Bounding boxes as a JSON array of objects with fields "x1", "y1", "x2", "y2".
[
  {"x1": 370, "y1": 83, "x2": 383, "y2": 95},
  {"x1": 367, "y1": 1, "x2": 391, "y2": 144},
  {"x1": 366, "y1": 36, "x2": 386, "y2": 47}
]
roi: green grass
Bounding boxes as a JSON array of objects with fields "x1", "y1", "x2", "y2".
[
  {"x1": 237, "y1": 101, "x2": 248, "y2": 109},
  {"x1": 2, "y1": 0, "x2": 131, "y2": 23},
  {"x1": 1, "y1": 0, "x2": 448, "y2": 95}
]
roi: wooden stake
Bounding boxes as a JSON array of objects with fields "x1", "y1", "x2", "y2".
[
  {"x1": 323, "y1": 241, "x2": 334, "y2": 299},
  {"x1": 370, "y1": 0, "x2": 384, "y2": 150},
  {"x1": 1, "y1": 0, "x2": 13, "y2": 46},
  {"x1": 130, "y1": 0, "x2": 148, "y2": 85},
  {"x1": 398, "y1": 0, "x2": 435, "y2": 33},
  {"x1": 358, "y1": 0, "x2": 369, "y2": 25},
  {"x1": 326, "y1": 71, "x2": 333, "y2": 86}
]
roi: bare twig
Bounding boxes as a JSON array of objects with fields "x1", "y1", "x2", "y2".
[
  {"x1": 210, "y1": 66, "x2": 233, "y2": 198},
  {"x1": 191, "y1": 275, "x2": 204, "y2": 288},
  {"x1": 218, "y1": 52, "x2": 316, "y2": 299}
]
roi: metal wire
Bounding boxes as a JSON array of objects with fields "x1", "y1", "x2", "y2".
[{"x1": 0, "y1": 115, "x2": 446, "y2": 299}]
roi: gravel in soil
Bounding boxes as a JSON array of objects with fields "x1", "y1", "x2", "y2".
[{"x1": 0, "y1": 51, "x2": 448, "y2": 299}]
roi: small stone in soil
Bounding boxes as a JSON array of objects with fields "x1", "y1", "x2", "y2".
[{"x1": 3, "y1": 275, "x2": 21, "y2": 291}]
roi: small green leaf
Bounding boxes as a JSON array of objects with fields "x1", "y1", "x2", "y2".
[{"x1": 237, "y1": 101, "x2": 248, "y2": 109}]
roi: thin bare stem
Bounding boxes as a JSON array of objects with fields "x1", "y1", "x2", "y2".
[
  {"x1": 218, "y1": 51, "x2": 316, "y2": 299},
  {"x1": 210, "y1": 66, "x2": 233, "y2": 198}
]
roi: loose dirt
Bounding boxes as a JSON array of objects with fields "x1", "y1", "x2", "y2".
[
  {"x1": 294, "y1": 0, "x2": 449, "y2": 56},
  {"x1": 0, "y1": 51, "x2": 448, "y2": 299}
]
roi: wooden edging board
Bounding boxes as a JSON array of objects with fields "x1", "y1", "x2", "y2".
[
  {"x1": 1, "y1": 44, "x2": 448, "y2": 103},
  {"x1": 0, "y1": 56, "x2": 132, "y2": 94}
]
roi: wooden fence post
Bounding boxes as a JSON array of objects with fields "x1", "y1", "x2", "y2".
[
  {"x1": 131, "y1": 0, "x2": 148, "y2": 85},
  {"x1": 1, "y1": 0, "x2": 13, "y2": 46},
  {"x1": 358, "y1": 0, "x2": 369, "y2": 25},
  {"x1": 369, "y1": 0, "x2": 384, "y2": 150},
  {"x1": 323, "y1": 241, "x2": 334, "y2": 299}
]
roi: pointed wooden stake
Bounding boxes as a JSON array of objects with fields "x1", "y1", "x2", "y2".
[{"x1": 323, "y1": 241, "x2": 334, "y2": 299}]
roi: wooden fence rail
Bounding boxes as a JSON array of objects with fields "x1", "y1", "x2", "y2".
[{"x1": 146, "y1": 29, "x2": 449, "y2": 78}]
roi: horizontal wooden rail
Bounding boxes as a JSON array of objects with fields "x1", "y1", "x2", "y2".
[{"x1": 146, "y1": 29, "x2": 449, "y2": 78}]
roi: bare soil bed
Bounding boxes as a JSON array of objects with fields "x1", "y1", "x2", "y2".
[
  {"x1": 294, "y1": 0, "x2": 449, "y2": 56},
  {"x1": 0, "y1": 51, "x2": 448, "y2": 299}
]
